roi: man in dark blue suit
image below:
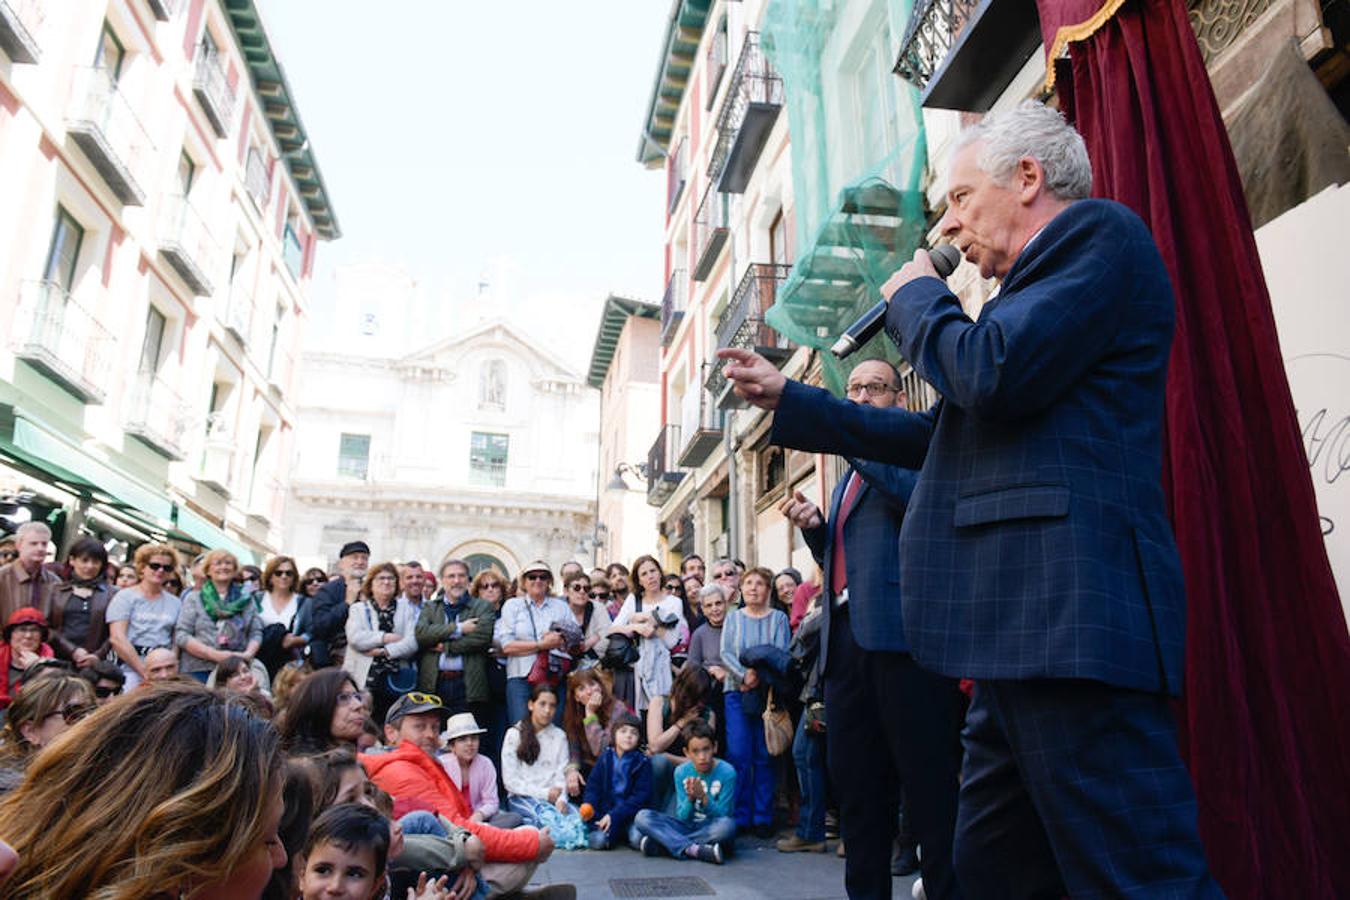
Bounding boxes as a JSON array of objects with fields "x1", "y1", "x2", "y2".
[
  {"x1": 721, "y1": 102, "x2": 1222, "y2": 897},
  {"x1": 776, "y1": 357, "x2": 965, "y2": 899}
]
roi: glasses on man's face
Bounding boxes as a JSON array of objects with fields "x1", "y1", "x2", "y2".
[
  {"x1": 845, "y1": 381, "x2": 898, "y2": 398},
  {"x1": 569, "y1": 583, "x2": 590, "y2": 593},
  {"x1": 589, "y1": 591, "x2": 610, "y2": 600},
  {"x1": 524, "y1": 573, "x2": 549, "y2": 582},
  {"x1": 50, "y1": 702, "x2": 97, "y2": 725},
  {"x1": 145, "y1": 562, "x2": 174, "y2": 573},
  {"x1": 714, "y1": 570, "x2": 737, "y2": 580},
  {"x1": 94, "y1": 685, "x2": 121, "y2": 699}
]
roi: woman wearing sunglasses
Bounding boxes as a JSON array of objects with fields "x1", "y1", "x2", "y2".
[
  {"x1": 106, "y1": 543, "x2": 183, "y2": 690},
  {"x1": 301, "y1": 567, "x2": 329, "y2": 598},
  {"x1": 562, "y1": 572, "x2": 611, "y2": 668},
  {"x1": 257, "y1": 555, "x2": 308, "y2": 678},
  {"x1": 0, "y1": 673, "x2": 96, "y2": 792}
]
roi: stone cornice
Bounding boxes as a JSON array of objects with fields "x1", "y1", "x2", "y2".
[{"x1": 289, "y1": 479, "x2": 596, "y2": 519}]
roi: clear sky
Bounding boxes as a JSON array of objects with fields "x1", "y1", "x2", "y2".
[{"x1": 261, "y1": 1, "x2": 668, "y2": 371}]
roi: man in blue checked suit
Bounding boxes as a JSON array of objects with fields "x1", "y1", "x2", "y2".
[
  {"x1": 721, "y1": 102, "x2": 1223, "y2": 898},
  {"x1": 775, "y1": 358, "x2": 966, "y2": 900}
]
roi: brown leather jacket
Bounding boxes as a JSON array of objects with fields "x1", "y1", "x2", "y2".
[
  {"x1": 0, "y1": 561, "x2": 61, "y2": 625},
  {"x1": 48, "y1": 580, "x2": 114, "y2": 660}
]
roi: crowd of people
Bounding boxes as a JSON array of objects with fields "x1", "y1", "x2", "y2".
[{"x1": 0, "y1": 519, "x2": 867, "y2": 899}]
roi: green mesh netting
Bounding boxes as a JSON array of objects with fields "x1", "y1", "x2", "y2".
[{"x1": 761, "y1": 0, "x2": 929, "y2": 394}]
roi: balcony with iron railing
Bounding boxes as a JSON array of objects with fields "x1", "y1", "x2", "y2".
[
  {"x1": 660, "y1": 269, "x2": 688, "y2": 348},
  {"x1": 893, "y1": 0, "x2": 1040, "y2": 111},
  {"x1": 66, "y1": 66, "x2": 153, "y2": 205},
  {"x1": 646, "y1": 424, "x2": 686, "y2": 508},
  {"x1": 193, "y1": 41, "x2": 235, "y2": 137},
  {"x1": 0, "y1": 0, "x2": 43, "y2": 63},
  {"x1": 160, "y1": 194, "x2": 220, "y2": 296},
  {"x1": 125, "y1": 371, "x2": 192, "y2": 460},
  {"x1": 708, "y1": 32, "x2": 783, "y2": 194},
  {"x1": 197, "y1": 411, "x2": 236, "y2": 496},
  {"x1": 283, "y1": 225, "x2": 304, "y2": 281},
  {"x1": 711, "y1": 263, "x2": 792, "y2": 407},
  {"x1": 678, "y1": 365, "x2": 724, "y2": 468},
  {"x1": 692, "y1": 185, "x2": 730, "y2": 282},
  {"x1": 244, "y1": 147, "x2": 271, "y2": 211},
  {"x1": 10, "y1": 280, "x2": 113, "y2": 404}
]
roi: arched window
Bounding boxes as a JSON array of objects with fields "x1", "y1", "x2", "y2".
[
  {"x1": 464, "y1": 553, "x2": 507, "y2": 579},
  {"x1": 479, "y1": 359, "x2": 507, "y2": 410}
]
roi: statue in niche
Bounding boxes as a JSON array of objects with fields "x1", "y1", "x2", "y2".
[{"x1": 480, "y1": 359, "x2": 507, "y2": 410}]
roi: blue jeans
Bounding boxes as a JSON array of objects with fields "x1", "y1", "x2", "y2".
[
  {"x1": 792, "y1": 714, "x2": 827, "y2": 842},
  {"x1": 724, "y1": 690, "x2": 774, "y2": 828},
  {"x1": 629, "y1": 809, "x2": 737, "y2": 857},
  {"x1": 399, "y1": 810, "x2": 447, "y2": 837},
  {"x1": 648, "y1": 753, "x2": 682, "y2": 815}
]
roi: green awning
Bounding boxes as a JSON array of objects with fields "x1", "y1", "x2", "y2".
[
  {"x1": 0, "y1": 407, "x2": 174, "y2": 522},
  {"x1": 172, "y1": 506, "x2": 259, "y2": 565}
]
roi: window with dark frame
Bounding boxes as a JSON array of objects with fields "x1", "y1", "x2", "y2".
[
  {"x1": 94, "y1": 23, "x2": 124, "y2": 81},
  {"x1": 469, "y1": 432, "x2": 509, "y2": 487},
  {"x1": 338, "y1": 433, "x2": 371, "y2": 480},
  {"x1": 138, "y1": 306, "x2": 167, "y2": 374},
  {"x1": 43, "y1": 207, "x2": 84, "y2": 294}
]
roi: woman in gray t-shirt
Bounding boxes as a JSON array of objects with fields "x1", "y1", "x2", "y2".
[{"x1": 107, "y1": 544, "x2": 182, "y2": 689}]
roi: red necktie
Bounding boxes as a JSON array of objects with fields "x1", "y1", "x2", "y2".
[{"x1": 829, "y1": 471, "x2": 863, "y2": 596}]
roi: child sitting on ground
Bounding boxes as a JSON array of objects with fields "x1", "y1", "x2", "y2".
[
  {"x1": 581, "y1": 712, "x2": 652, "y2": 849},
  {"x1": 298, "y1": 802, "x2": 454, "y2": 900},
  {"x1": 629, "y1": 719, "x2": 737, "y2": 864}
]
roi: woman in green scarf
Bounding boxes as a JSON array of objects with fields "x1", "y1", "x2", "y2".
[{"x1": 173, "y1": 549, "x2": 264, "y2": 682}]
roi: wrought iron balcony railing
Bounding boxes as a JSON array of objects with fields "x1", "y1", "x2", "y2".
[
  {"x1": 0, "y1": 0, "x2": 44, "y2": 63},
  {"x1": 660, "y1": 269, "x2": 688, "y2": 348},
  {"x1": 678, "y1": 364, "x2": 724, "y2": 469},
  {"x1": 244, "y1": 147, "x2": 271, "y2": 211},
  {"x1": 193, "y1": 42, "x2": 235, "y2": 137},
  {"x1": 692, "y1": 184, "x2": 730, "y2": 282},
  {"x1": 160, "y1": 194, "x2": 220, "y2": 296},
  {"x1": 647, "y1": 424, "x2": 685, "y2": 507},
  {"x1": 894, "y1": 0, "x2": 979, "y2": 92},
  {"x1": 125, "y1": 372, "x2": 192, "y2": 460},
  {"x1": 715, "y1": 262, "x2": 791, "y2": 355},
  {"x1": 10, "y1": 280, "x2": 114, "y2": 404},
  {"x1": 708, "y1": 32, "x2": 783, "y2": 193},
  {"x1": 66, "y1": 66, "x2": 153, "y2": 205}
]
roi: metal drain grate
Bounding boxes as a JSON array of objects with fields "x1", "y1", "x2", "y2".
[{"x1": 608, "y1": 876, "x2": 716, "y2": 897}]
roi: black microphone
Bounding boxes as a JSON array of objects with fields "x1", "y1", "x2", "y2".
[{"x1": 829, "y1": 244, "x2": 962, "y2": 359}]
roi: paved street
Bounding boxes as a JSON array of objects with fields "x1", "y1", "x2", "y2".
[{"x1": 526, "y1": 834, "x2": 920, "y2": 899}]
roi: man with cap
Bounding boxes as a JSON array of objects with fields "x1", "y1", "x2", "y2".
[
  {"x1": 361, "y1": 693, "x2": 572, "y2": 899},
  {"x1": 299, "y1": 540, "x2": 368, "y2": 668},
  {"x1": 493, "y1": 561, "x2": 571, "y2": 726}
]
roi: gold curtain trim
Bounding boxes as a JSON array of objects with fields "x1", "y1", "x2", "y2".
[{"x1": 1042, "y1": 0, "x2": 1129, "y2": 91}]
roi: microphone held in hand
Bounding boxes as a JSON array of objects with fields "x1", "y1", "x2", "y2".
[{"x1": 830, "y1": 244, "x2": 962, "y2": 359}]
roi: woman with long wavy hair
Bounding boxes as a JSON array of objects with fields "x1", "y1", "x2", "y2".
[
  {"x1": 0, "y1": 682, "x2": 287, "y2": 899},
  {"x1": 0, "y1": 673, "x2": 96, "y2": 793},
  {"x1": 560, "y1": 668, "x2": 628, "y2": 799},
  {"x1": 277, "y1": 668, "x2": 370, "y2": 756}
]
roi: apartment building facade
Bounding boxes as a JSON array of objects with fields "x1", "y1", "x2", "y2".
[{"x1": 0, "y1": 0, "x2": 337, "y2": 562}]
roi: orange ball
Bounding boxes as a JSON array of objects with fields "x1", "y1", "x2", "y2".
[{"x1": 579, "y1": 803, "x2": 594, "y2": 821}]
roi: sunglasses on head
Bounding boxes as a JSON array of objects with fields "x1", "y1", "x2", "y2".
[
  {"x1": 145, "y1": 562, "x2": 174, "y2": 572},
  {"x1": 51, "y1": 702, "x2": 97, "y2": 725},
  {"x1": 403, "y1": 691, "x2": 442, "y2": 707}
]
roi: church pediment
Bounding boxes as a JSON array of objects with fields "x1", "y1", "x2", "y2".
[{"x1": 398, "y1": 318, "x2": 583, "y2": 385}]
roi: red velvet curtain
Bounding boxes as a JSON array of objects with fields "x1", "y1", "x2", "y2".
[{"x1": 1038, "y1": 0, "x2": 1350, "y2": 896}]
